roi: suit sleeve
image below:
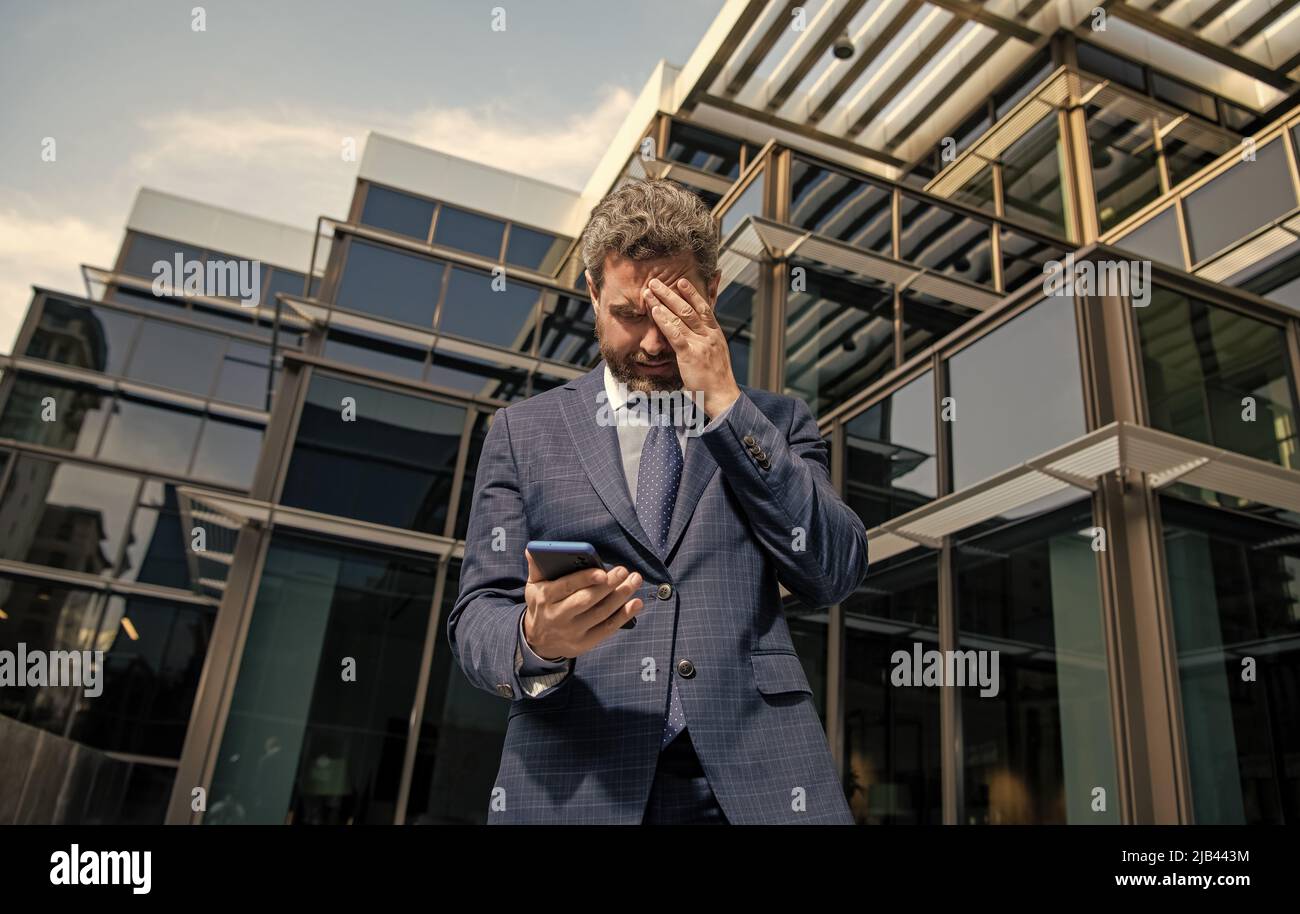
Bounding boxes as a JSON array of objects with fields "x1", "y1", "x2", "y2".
[
  {"x1": 447, "y1": 407, "x2": 572, "y2": 701},
  {"x1": 698, "y1": 390, "x2": 869, "y2": 608}
]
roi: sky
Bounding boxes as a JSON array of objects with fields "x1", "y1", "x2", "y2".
[{"x1": 0, "y1": 0, "x2": 727, "y2": 353}]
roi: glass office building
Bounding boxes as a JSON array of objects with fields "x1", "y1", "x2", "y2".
[{"x1": 2, "y1": 1, "x2": 1299, "y2": 824}]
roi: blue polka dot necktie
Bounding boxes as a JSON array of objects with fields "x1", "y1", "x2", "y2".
[{"x1": 635, "y1": 419, "x2": 686, "y2": 749}]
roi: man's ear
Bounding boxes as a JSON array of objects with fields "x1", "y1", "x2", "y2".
[
  {"x1": 584, "y1": 269, "x2": 599, "y2": 314},
  {"x1": 706, "y1": 270, "x2": 721, "y2": 305}
]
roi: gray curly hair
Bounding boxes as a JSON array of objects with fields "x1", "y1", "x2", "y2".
[{"x1": 580, "y1": 178, "x2": 720, "y2": 294}]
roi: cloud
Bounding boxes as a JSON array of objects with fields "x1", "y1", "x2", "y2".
[
  {"x1": 0, "y1": 85, "x2": 636, "y2": 353},
  {"x1": 0, "y1": 204, "x2": 119, "y2": 355}
]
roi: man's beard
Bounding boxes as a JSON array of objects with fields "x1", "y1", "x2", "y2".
[{"x1": 595, "y1": 317, "x2": 682, "y2": 393}]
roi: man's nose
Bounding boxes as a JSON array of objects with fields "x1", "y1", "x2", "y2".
[{"x1": 640, "y1": 321, "x2": 672, "y2": 357}]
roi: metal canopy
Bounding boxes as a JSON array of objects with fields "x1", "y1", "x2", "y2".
[
  {"x1": 720, "y1": 214, "x2": 1004, "y2": 310},
  {"x1": 679, "y1": 0, "x2": 1299, "y2": 172},
  {"x1": 867, "y1": 420, "x2": 1300, "y2": 562}
]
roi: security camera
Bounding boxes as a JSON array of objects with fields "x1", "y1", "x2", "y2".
[{"x1": 833, "y1": 31, "x2": 854, "y2": 60}]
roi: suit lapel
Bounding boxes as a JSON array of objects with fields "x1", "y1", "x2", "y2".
[{"x1": 560, "y1": 360, "x2": 721, "y2": 566}]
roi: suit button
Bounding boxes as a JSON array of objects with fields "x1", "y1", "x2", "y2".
[
  {"x1": 496, "y1": 683, "x2": 514, "y2": 699},
  {"x1": 758, "y1": 456, "x2": 770, "y2": 469},
  {"x1": 657, "y1": 583, "x2": 673, "y2": 600},
  {"x1": 676, "y1": 659, "x2": 696, "y2": 678},
  {"x1": 742, "y1": 435, "x2": 756, "y2": 447}
]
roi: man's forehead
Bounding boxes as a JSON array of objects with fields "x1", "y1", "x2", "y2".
[{"x1": 602, "y1": 252, "x2": 704, "y2": 295}]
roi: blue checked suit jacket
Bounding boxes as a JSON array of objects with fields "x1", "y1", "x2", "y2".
[{"x1": 448, "y1": 359, "x2": 868, "y2": 824}]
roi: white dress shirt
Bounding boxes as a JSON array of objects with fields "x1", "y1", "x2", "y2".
[{"x1": 514, "y1": 364, "x2": 738, "y2": 697}]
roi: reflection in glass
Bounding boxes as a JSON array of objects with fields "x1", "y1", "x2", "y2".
[
  {"x1": 1160, "y1": 495, "x2": 1300, "y2": 823},
  {"x1": 947, "y1": 298, "x2": 1085, "y2": 490},
  {"x1": 26, "y1": 299, "x2": 139, "y2": 376},
  {"x1": 405, "y1": 559, "x2": 504, "y2": 823},
  {"x1": 98, "y1": 395, "x2": 204, "y2": 476},
  {"x1": 0, "y1": 455, "x2": 138, "y2": 575},
  {"x1": 842, "y1": 551, "x2": 942, "y2": 824},
  {"x1": 1087, "y1": 104, "x2": 1161, "y2": 232},
  {"x1": 0, "y1": 576, "x2": 101, "y2": 738},
  {"x1": 784, "y1": 261, "x2": 894, "y2": 415},
  {"x1": 323, "y1": 328, "x2": 428, "y2": 381},
  {"x1": 0, "y1": 375, "x2": 112, "y2": 456},
  {"x1": 956, "y1": 500, "x2": 1118, "y2": 824},
  {"x1": 720, "y1": 172, "x2": 764, "y2": 240},
  {"x1": 900, "y1": 291, "x2": 975, "y2": 361},
  {"x1": 845, "y1": 372, "x2": 936, "y2": 528},
  {"x1": 281, "y1": 374, "x2": 466, "y2": 534},
  {"x1": 69, "y1": 594, "x2": 214, "y2": 758},
  {"x1": 788, "y1": 158, "x2": 891, "y2": 252},
  {"x1": 715, "y1": 260, "x2": 757, "y2": 387},
  {"x1": 999, "y1": 229, "x2": 1069, "y2": 295},
  {"x1": 125, "y1": 321, "x2": 225, "y2": 397},
  {"x1": 537, "y1": 291, "x2": 598, "y2": 367},
  {"x1": 898, "y1": 196, "x2": 994, "y2": 287},
  {"x1": 206, "y1": 534, "x2": 436, "y2": 824},
  {"x1": 190, "y1": 416, "x2": 264, "y2": 488},
  {"x1": 1001, "y1": 115, "x2": 1067, "y2": 237},
  {"x1": 1136, "y1": 288, "x2": 1298, "y2": 468},
  {"x1": 666, "y1": 121, "x2": 750, "y2": 179}
]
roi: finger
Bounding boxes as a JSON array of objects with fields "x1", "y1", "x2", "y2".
[
  {"x1": 674, "y1": 277, "x2": 718, "y2": 327},
  {"x1": 582, "y1": 597, "x2": 644, "y2": 650},
  {"x1": 554, "y1": 566, "x2": 622, "y2": 613},
  {"x1": 647, "y1": 293, "x2": 686, "y2": 342},
  {"x1": 525, "y1": 549, "x2": 543, "y2": 583},
  {"x1": 548, "y1": 566, "x2": 608, "y2": 603},
  {"x1": 577, "y1": 568, "x2": 642, "y2": 626},
  {"x1": 647, "y1": 278, "x2": 705, "y2": 333}
]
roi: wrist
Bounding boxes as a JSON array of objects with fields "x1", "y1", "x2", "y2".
[{"x1": 522, "y1": 610, "x2": 566, "y2": 662}]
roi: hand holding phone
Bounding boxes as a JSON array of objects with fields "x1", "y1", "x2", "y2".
[{"x1": 523, "y1": 541, "x2": 643, "y2": 660}]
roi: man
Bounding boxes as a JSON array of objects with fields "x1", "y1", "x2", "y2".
[{"x1": 448, "y1": 178, "x2": 868, "y2": 824}]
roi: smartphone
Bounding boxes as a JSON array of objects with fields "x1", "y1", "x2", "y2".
[{"x1": 525, "y1": 541, "x2": 637, "y2": 629}]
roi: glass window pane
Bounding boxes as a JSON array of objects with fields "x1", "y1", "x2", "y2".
[
  {"x1": 124, "y1": 320, "x2": 225, "y2": 396},
  {"x1": 947, "y1": 298, "x2": 1085, "y2": 490},
  {"x1": 720, "y1": 172, "x2": 764, "y2": 239},
  {"x1": 263, "y1": 268, "x2": 308, "y2": 305},
  {"x1": 438, "y1": 266, "x2": 539, "y2": 350},
  {"x1": 0, "y1": 576, "x2": 102, "y2": 736},
  {"x1": 956, "y1": 499, "x2": 1119, "y2": 824},
  {"x1": 900, "y1": 291, "x2": 976, "y2": 360},
  {"x1": 281, "y1": 374, "x2": 466, "y2": 534},
  {"x1": 537, "y1": 291, "x2": 598, "y2": 367},
  {"x1": 1114, "y1": 206, "x2": 1184, "y2": 269},
  {"x1": 207, "y1": 534, "x2": 437, "y2": 824},
  {"x1": 1001, "y1": 115, "x2": 1068, "y2": 237},
  {"x1": 69, "y1": 595, "x2": 215, "y2": 758},
  {"x1": 666, "y1": 121, "x2": 745, "y2": 179},
  {"x1": 212, "y1": 341, "x2": 272, "y2": 408},
  {"x1": 0, "y1": 455, "x2": 138, "y2": 575},
  {"x1": 1076, "y1": 42, "x2": 1144, "y2": 91},
  {"x1": 842, "y1": 551, "x2": 942, "y2": 823},
  {"x1": 116, "y1": 483, "x2": 194, "y2": 590},
  {"x1": 1135, "y1": 288, "x2": 1298, "y2": 468},
  {"x1": 335, "y1": 239, "x2": 443, "y2": 327},
  {"x1": 789, "y1": 159, "x2": 892, "y2": 253},
  {"x1": 322, "y1": 328, "x2": 427, "y2": 381},
  {"x1": 427, "y1": 350, "x2": 532, "y2": 402},
  {"x1": 898, "y1": 197, "x2": 995, "y2": 286},
  {"x1": 360, "y1": 185, "x2": 435, "y2": 240},
  {"x1": 0, "y1": 374, "x2": 111, "y2": 456},
  {"x1": 1159, "y1": 495, "x2": 1300, "y2": 823},
  {"x1": 505, "y1": 224, "x2": 566, "y2": 273},
  {"x1": 26, "y1": 299, "x2": 139, "y2": 376},
  {"x1": 433, "y1": 205, "x2": 505, "y2": 260},
  {"x1": 120, "y1": 233, "x2": 206, "y2": 280},
  {"x1": 190, "y1": 416, "x2": 264, "y2": 488},
  {"x1": 1184, "y1": 140, "x2": 1297, "y2": 264},
  {"x1": 715, "y1": 261, "x2": 757, "y2": 387},
  {"x1": 845, "y1": 372, "x2": 936, "y2": 528},
  {"x1": 999, "y1": 229, "x2": 1070, "y2": 293},
  {"x1": 784, "y1": 261, "x2": 895, "y2": 415},
  {"x1": 1088, "y1": 105, "x2": 1161, "y2": 232},
  {"x1": 98, "y1": 396, "x2": 204, "y2": 476}
]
